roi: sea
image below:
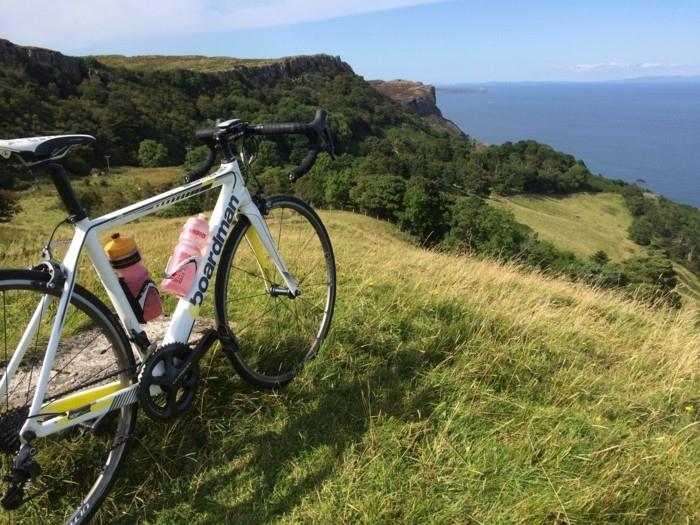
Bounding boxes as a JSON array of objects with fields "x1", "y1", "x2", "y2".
[{"x1": 437, "y1": 81, "x2": 700, "y2": 207}]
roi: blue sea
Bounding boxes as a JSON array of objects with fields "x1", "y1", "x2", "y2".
[{"x1": 437, "y1": 82, "x2": 700, "y2": 207}]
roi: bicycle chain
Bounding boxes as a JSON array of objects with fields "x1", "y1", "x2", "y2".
[{"x1": 1, "y1": 364, "x2": 138, "y2": 509}]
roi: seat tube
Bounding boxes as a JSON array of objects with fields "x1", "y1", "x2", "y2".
[{"x1": 20, "y1": 227, "x2": 86, "y2": 438}]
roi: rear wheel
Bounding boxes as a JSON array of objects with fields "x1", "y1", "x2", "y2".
[
  {"x1": 215, "y1": 195, "x2": 336, "y2": 389},
  {"x1": 0, "y1": 270, "x2": 136, "y2": 524}
]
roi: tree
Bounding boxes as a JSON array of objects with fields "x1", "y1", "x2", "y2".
[
  {"x1": 138, "y1": 140, "x2": 168, "y2": 168},
  {"x1": 350, "y1": 174, "x2": 406, "y2": 220},
  {"x1": 628, "y1": 218, "x2": 654, "y2": 246},
  {"x1": 398, "y1": 176, "x2": 447, "y2": 243},
  {"x1": 324, "y1": 169, "x2": 354, "y2": 209},
  {"x1": 442, "y1": 196, "x2": 530, "y2": 257}
]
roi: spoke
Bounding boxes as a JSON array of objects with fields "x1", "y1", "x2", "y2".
[
  {"x1": 280, "y1": 299, "x2": 315, "y2": 340},
  {"x1": 233, "y1": 300, "x2": 280, "y2": 337},
  {"x1": 26, "y1": 295, "x2": 48, "y2": 406},
  {"x1": 227, "y1": 291, "x2": 270, "y2": 305},
  {"x1": 277, "y1": 208, "x2": 285, "y2": 253},
  {"x1": 299, "y1": 281, "x2": 331, "y2": 288},
  {"x1": 288, "y1": 229, "x2": 320, "y2": 274},
  {"x1": 231, "y1": 263, "x2": 271, "y2": 285},
  {"x1": 296, "y1": 296, "x2": 327, "y2": 315},
  {"x1": 48, "y1": 331, "x2": 104, "y2": 387},
  {"x1": 297, "y1": 266, "x2": 321, "y2": 287}
]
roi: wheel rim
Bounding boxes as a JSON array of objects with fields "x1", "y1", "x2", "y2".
[
  {"x1": 0, "y1": 280, "x2": 134, "y2": 524},
  {"x1": 221, "y1": 200, "x2": 335, "y2": 383}
]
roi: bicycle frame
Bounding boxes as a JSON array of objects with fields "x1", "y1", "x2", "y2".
[{"x1": 1, "y1": 159, "x2": 298, "y2": 441}]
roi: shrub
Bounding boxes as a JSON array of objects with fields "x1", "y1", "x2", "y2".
[{"x1": 138, "y1": 140, "x2": 169, "y2": 168}]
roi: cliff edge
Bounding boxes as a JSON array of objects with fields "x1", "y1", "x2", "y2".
[{"x1": 369, "y1": 79, "x2": 469, "y2": 139}]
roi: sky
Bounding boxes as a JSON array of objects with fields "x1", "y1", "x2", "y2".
[{"x1": 2, "y1": 0, "x2": 700, "y2": 83}]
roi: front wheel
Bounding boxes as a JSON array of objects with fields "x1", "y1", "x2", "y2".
[{"x1": 215, "y1": 195, "x2": 336, "y2": 389}]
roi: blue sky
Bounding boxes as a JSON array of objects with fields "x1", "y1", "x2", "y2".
[{"x1": 3, "y1": 0, "x2": 700, "y2": 83}]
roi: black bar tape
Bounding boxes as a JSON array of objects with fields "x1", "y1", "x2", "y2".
[
  {"x1": 184, "y1": 144, "x2": 216, "y2": 183},
  {"x1": 288, "y1": 148, "x2": 319, "y2": 182}
]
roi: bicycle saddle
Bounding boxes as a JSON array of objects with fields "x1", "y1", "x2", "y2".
[{"x1": 0, "y1": 134, "x2": 95, "y2": 164}]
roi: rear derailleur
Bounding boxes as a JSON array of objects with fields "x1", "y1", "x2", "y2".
[{"x1": 1, "y1": 445, "x2": 41, "y2": 511}]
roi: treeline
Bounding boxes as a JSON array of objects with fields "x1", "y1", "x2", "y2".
[
  {"x1": 248, "y1": 147, "x2": 680, "y2": 307},
  {"x1": 622, "y1": 185, "x2": 700, "y2": 274},
  {"x1": 0, "y1": 51, "x2": 684, "y2": 305}
]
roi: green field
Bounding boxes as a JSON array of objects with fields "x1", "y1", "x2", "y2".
[
  {"x1": 92, "y1": 55, "x2": 279, "y2": 72},
  {"x1": 490, "y1": 192, "x2": 644, "y2": 261},
  {"x1": 1, "y1": 176, "x2": 700, "y2": 523},
  {"x1": 491, "y1": 192, "x2": 700, "y2": 302}
]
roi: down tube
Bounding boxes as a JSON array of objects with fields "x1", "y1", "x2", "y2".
[{"x1": 162, "y1": 180, "x2": 239, "y2": 345}]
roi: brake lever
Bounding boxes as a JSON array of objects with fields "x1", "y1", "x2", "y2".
[{"x1": 321, "y1": 127, "x2": 336, "y2": 160}]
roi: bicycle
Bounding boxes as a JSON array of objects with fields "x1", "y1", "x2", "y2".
[{"x1": 0, "y1": 109, "x2": 337, "y2": 524}]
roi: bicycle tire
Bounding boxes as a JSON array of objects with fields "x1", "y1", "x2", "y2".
[
  {"x1": 0, "y1": 269, "x2": 137, "y2": 525},
  {"x1": 214, "y1": 195, "x2": 336, "y2": 389}
]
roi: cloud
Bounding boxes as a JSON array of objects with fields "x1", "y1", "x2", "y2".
[
  {"x1": 0, "y1": 0, "x2": 443, "y2": 52},
  {"x1": 567, "y1": 62, "x2": 680, "y2": 74}
]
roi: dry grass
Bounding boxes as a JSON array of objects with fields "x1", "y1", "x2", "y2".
[
  {"x1": 92, "y1": 55, "x2": 280, "y2": 73},
  {"x1": 489, "y1": 192, "x2": 643, "y2": 261},
  {"x1": 1, "y1": 186, "x2": 699, "y2": 523}
]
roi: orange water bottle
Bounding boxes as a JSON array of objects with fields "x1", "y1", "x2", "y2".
[
  {"x1": 104, "y1": 233, "x2": 163, "y2": 322},
  {"x1": 161, "y1": 214, "x2": 210, "y2": 296}
]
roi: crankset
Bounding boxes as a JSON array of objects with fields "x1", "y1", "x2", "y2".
[{"x1": 138, "y1": 330, "x2": 218, "y2": 422}]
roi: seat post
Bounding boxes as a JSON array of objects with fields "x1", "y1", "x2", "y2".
[{"x1": 46, "y1": 162, "x2": 87, "y2": 222}]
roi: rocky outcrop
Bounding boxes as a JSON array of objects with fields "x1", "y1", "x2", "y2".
[
  {"x1": 0, "y1": 38, "x2": 85, "y2": 83},
  {"x1": 0, "y1": 39, "x2": 350, "y2": 88},
  {"x1": 220, "y1": 54, "x2": 354, "y2": 86},
  {"x1": 370, "y1": 80, "x2": 442, "y2": 117},
  {"x1": 369, "y1": 79, "x2": 469, "y2": 139}
]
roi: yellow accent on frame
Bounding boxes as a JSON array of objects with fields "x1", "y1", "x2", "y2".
[
  {"x1": 40, "y1": 382, "x2": 122, "y2": 414},
  {"x1": 245, "y1": 228, "x2": 274, "y2": 286}
]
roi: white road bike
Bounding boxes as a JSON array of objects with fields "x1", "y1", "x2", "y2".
[{"x1": 0, "y1": 109, "x2": 337, "y2": 524}]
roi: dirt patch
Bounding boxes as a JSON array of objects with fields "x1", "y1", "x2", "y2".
[{"x1": 3, "y1": 315, "x2": 216, "y2": 409}]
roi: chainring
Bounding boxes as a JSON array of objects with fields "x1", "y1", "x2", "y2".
[{"x1": 138, "y1": 342, "x2": 199, "y2": 422}]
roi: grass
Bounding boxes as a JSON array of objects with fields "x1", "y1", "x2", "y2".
[
  {"x1": 489, "y1": 191, "x2": 700, "y2": 301},
  {"x1": 92, "y1": 55, "x2": 282, "y2": 73},
  {"x1": 1, "y1": 177, "x2": 700, "y2": 523},
  {"x1": 489, "y1": 192, "x2": 644, "y2": 262}
]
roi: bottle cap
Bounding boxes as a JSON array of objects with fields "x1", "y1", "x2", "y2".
[{"x1": 104, "y1": 233, "x2": 141, "y2": 267}]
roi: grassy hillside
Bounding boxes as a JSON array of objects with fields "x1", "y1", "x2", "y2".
[
  {"x1": 1, "y1": 182, "x2": 699, "y2": 523},
  {"x1": 490, "y1": 192, "x2": 700, "y2": 301},
  {"x1": 489, "y1": 192, "x2": 643, "y2": 262},
  {"x1": 93, "y1": 55, "x2": 279, "y2": 72}
]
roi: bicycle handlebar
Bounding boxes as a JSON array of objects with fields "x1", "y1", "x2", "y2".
[
  {"x1": 184, "y1": 143, "x2": 217, "y2": 184},
  {"x1": 186, "y1": 109, "x2": 334, "y2": 184}
]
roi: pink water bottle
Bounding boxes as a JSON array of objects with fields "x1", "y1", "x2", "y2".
[
  {"x1": 104, "y1": 233, "x2": 163, "y2": 323},
  {"x1": 161, "y1": 214, "x2": 210, "y2": 297}
]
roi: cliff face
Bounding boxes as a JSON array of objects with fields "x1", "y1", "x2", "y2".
[
  {"x1": 369, "y1": 79, "x2": 468, "y2": 139},
  {"x1": 216, "y1": 54, "x2": 354, "y2": 86},
  {"x1": 0, "y1": 38, "x2": 85, "y2": 83},
  {"x1": 0, "y1": 39, "x2": 352, "y2": 89},
  {"x1": 369, "y1": 79, "x2": 441, "y2": 117}
]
